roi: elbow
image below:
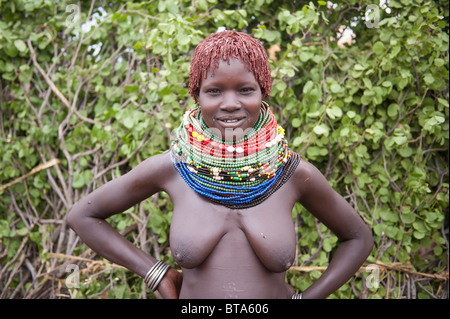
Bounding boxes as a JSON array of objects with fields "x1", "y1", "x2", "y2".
[
  {"x1": 362, "y1": 224, "x2": 374, "y2": 257},
  {"x1": 66, "y1": 204, "x2": 81, "y2": 232},
  {"x1": 66, "y1": 208, "x2": 76, "y2": 230},
  {"x1": 347, "y1": 223, "x2": 374, "y2": 258}
]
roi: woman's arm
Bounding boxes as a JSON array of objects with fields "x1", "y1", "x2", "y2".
[
  {"x1": 67, "y1": 152, "x2": 181, "y2": 298},
  {"x1": 293, "y1": 159, "x2": 374, "y2": 299}
]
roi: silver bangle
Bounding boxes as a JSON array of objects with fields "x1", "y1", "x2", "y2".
[
  {"x1": 143, "y1": 260, "x2": 170, "y2": 292},
  {"x1": 292, "y1": 293, "x2": 303, "y2": 299}
]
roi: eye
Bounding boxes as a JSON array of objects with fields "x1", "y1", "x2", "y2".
[
  {"x1": 240, "y1": 87, "x2": 255, "y2": 94},
  {"x1": 206, "y1": 88, "x2": 221, "y2": 95}
]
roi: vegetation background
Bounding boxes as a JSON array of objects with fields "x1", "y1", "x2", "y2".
[{"x1": 0, "y1": 0, "x2": 448, "y2": 299}]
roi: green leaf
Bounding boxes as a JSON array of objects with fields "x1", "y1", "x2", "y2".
[
  {"x1": 306, "y1": 146, "x2": 320, "y2": 157},
  {"x1": 434, "y1": 58, "x2": 445, "y2": 67},
  {"x1": 330, "y1": 83, "x2": 341, "y2": 93},
  {"x1": 313, "y1": 124, "x2": 330, "y2": 136},
  {"x1": 291, "y1": 118, "x2": 302, "y2": 128},
  {"x1": 72, "y1": 172, "x2": 85, "y2": 189},
  {"x1": 393, "y1": 135, "x2": 407, "y2": 145},
  {"x1": 303, "y1": 81, "x2": 314, "y2": 94},
  {"x1": 14, "y1": 39, "x2": 27, "y2": 52},
  {"x1": 437, "y1": 98, "x2": 449, "y2": 108},
  {"x1": 397, "y1": 146, "x2": 413, "y2": 158},
  {"x1": 300, "y1": 51, "x2": 313, "y2": 62},
  {"x1": 326, "y1": 106, "x2": 343, "y2": 119},
  {"x1": 363, "y1": 78, "x2": 372, "y2": 89},
  {"x1": 340, "y1": 127, "x2": 349, "y2": 137},
  {"x1": 423, "y1": 73, "x2": 435, "y2": 84},
  {"x1": 176, "y1": 33, "x2": 190, "y2": 45},
  {"x1": 275, "y1": 81, "x2": 287, "y2": 91},
  {"x1": 263, "y1": 29, "x2": 280, "y2": 43},
  {"x1": 123, "y1": 117, "x2": 134, "y2": 129},
  {"x1": 16, "y1": 227, "x2": 29, "y2": 236},
  {"x1": 382, "y1": 80, "x2": 392, "y2": 87},
  {"x1": 387, "y1": 103, "x2": 399, "y2": 118},
  {"x1": 373, "y1": 41, "x2": 385, "y2": 55},
  {"x1": 292, "y1": 136, "x2": 303, "y2": 147}
]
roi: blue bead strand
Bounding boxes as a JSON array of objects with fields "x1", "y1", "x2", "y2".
[{"x1": 174, "y1": 161, "x2": 284, "y2": 205}]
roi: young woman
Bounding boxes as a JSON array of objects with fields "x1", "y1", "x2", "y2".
[{"x1": 67, "y1": 30, "x2": 373, "y2": 299}]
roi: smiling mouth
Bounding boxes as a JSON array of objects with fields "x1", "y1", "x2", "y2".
[
  {"x1": 222, "y1": 119, "x2": 241, "y2": 123},
  {"x1": 216, "y1": 118, "x2": 246, "y2": 127}
]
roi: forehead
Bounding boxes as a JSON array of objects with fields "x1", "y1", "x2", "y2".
[{"x1": 202, "y1": 58, "x2": 257, "y2": 84}]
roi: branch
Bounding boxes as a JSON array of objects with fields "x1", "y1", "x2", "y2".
[
  {"x1": 27, "y1": 40, "x2": 95, "y2": 125},
  {"x1": 0, "y1": 158, "x2": 61, "y2": 192},
  {"x1": 289, "y1": 261, "x2": 449, "y2": 282}
]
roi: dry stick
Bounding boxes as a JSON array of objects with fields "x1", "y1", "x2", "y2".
[
  {"x1": 48, "y1": 252, "x2": 127, "y2": 271},
  {"x1": 26, "y1": 40, "x2": 95, "y2": 125},
  {"x1": 0, "y1": 158, "x2": 70, "y2": 295},
  {"x1": 27, "y1": 38, "x2": 92, "y2": 208},
  {"x1": 36, "y1": 253, "x2": 126, "y2": 298},
  {"x1": 0, "y1": 158, "x2": 61, "y2": 192},
  {"x1": 289, "y1": 261, "x2": 449, "y2": 282},
  {"x1": 27, "y1": 39, "x2": 70, "y2": 108},
  {"x1": 0, "y1": 253, "x2": 27, "y2": 299},
  {"x1": 0, "y1": 231, "x2": 32, "y2": 298},
  {"x1": 93, "y1": 128, "x2": 153, "y2": 180}
]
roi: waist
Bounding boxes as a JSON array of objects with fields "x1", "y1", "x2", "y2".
[{"x1": 178, "y1": 266, "x2": 290, "y2": 299}]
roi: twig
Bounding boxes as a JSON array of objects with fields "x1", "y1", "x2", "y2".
[
  {"x1": 289, "y1": 261, "x2": 449, "y2": 282},
  {"x1": 27, "y1": 40, "x2": 95, "y2": 125},
  {"x1": 48, "y1": 252, "x2": 126, "y2": 270},
  {"x1": 0, "y1": 158, "x2": 61, "y2": 192}
]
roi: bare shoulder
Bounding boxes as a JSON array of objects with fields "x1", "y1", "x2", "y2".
[
  {"x1": 289, "y1": 155, "x2": 334, "y2": 202},
  {"x1": 291, "y1": 156, "x2": 322, "y2": 185},
  {"x1": 135, "y1": 151, "x2": 174, "y2": 173},
  {"x1": 128, "y1": 151, "x2": 177, "y2": 192}
]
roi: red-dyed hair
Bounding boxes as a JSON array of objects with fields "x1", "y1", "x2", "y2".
[{"x1": 188, "y1": 30, "x2": 272, "y2": 103}]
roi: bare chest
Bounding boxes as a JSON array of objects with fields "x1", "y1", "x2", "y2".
[{"x1": 167, "y1": 181, "x2": 297, "y2": 273}]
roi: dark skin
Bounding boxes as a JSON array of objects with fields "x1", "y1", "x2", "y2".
[{"x1": 67, "y1": 59, "x2": 373, "y2": 299}]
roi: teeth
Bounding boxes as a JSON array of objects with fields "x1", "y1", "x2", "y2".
[{"x1": 223, "y1": 119, "x2": 240, "y2": 122}]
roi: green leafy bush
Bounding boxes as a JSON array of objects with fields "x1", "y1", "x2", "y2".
[{"x1": 0, "y1": 0, "x2": 448, "y2": 298}]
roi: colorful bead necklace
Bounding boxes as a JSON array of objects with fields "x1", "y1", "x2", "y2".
[{"x1": 170, "y1": 102, "x2": 300, "y2": 209}]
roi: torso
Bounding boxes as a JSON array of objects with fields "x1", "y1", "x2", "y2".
[{"x1": 161, "y1": 152, "x2": 300, "y2": 299}]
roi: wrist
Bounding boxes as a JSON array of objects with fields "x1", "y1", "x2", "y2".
[{"x1": 143, "y1": 260, "x2": 170, "y2": 292}]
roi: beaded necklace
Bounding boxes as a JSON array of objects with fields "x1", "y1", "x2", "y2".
[{"x1": 170, "y1": 102, "x2": 300, "y2": 209}]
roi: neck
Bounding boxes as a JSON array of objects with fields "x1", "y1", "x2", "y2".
[{"x1": 170, "y1": 103, "x2": 300, "y2": 209}]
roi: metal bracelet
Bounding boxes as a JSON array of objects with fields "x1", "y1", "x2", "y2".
[
  {"x1": 292, "y1": 293, "x2": 303, "y2": 299},
  {"x1": 143, "y1": 260, "x2": 163, "y2": 285},
  {"x1": 143, "y1": 260, "x2": 170, "y2": 292}
]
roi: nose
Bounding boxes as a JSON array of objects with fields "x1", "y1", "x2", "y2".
[{"x1": 220, "y1": 91, "x2": 241, "y2": 112}]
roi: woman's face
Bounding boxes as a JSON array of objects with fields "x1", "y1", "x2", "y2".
[{"x1": 198, "y1": 58, "x2": 262, "y2": 141}]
